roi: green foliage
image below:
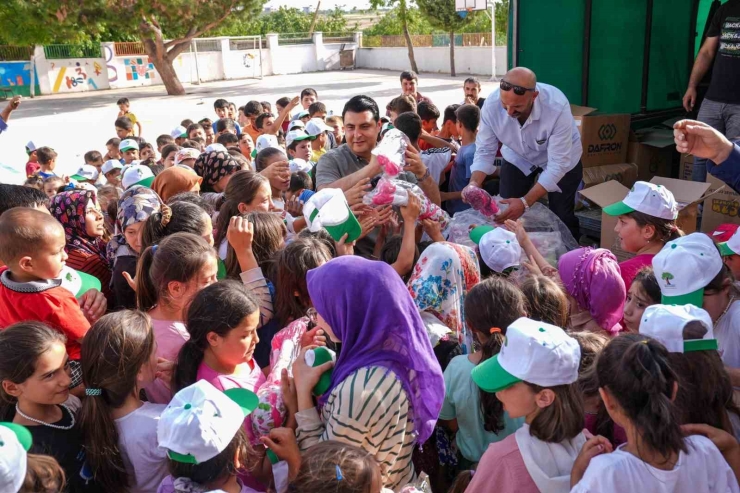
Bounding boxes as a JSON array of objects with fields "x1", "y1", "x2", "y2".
[
  {"x1": 214, "y1": 6, "x2": 348, "y2": 37},
  {"x1": 363, "y1": 6, "x2": 435, "y2": 36},
  {"x1": 416, "y1": 0, "x2": 472, "y2": 33},
  {"x1": 0, "y1": 0, "x2": 107, "y2": 45}
]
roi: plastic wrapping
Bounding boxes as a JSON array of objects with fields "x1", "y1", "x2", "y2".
[
  {"x1": 447, "y1": 203, "x2": 578, "y2": 267},
  {"x1": 461, "y1": 185, "x2": 500, "y2": 216},
  {"x1": 371, "y1": 128, "x2": 409, "y2": 177}
]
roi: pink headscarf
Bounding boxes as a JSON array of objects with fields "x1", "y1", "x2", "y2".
[{"x1": 559, "y1": 247, "x2": 625, "y2": 334}]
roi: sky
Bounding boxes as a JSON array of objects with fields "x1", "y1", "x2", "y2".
[{"x1": 264, "y1": 0, "x2": 373, "y2": 10}]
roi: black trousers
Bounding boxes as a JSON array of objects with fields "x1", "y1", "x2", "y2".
[{"x1": 499, "y1": 159, "x2": 583, "y2": 240}]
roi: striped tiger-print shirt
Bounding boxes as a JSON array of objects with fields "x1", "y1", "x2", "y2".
[{"x1": 295, "y1": 366, "x2": 416, "y2": 492}]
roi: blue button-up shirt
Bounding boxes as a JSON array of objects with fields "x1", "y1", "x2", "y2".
[
  {"x1": 0, "y1": 116, "x2": 7, "y2": 135},
  {"x1": 470, "y1": 83, "x2": 582, "y2": 193}
]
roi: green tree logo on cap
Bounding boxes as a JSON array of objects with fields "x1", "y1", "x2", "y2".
[{"x1": 662, "y1": 272, "x2": 674, "y2": 286}]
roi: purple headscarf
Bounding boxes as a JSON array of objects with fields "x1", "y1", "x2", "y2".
[
  {"x1": 307, "y1": 256, "x2": 444, "y2": 444},
  {"x1": 558, "y1": 247, "x2": 626, "y2": 333}
]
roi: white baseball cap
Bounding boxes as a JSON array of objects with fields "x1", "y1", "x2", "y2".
[
  {"x1": 58, "y1": 266, "x2": 102, "y2": 298},
  {"x1": 255, "y1": 134, "x2": 281, "y2": 154},
  {"x1": 288, "y1": 120, "x2": 305, "y2": 131},
  {"x1": 652, "y1": 233, "x2": 723, "y2": 307},
  {"x1": 718, "y1": 228, "x2": 740, "y2": 257},
  {"x1": 101, "y1": 159, "x2": 123, "y2": 175},
  {"x1": 119, "y1": 138, "x2": 138, "y2": 152},
  {"x1": 472, "y1": 317, "x2": 581, "y2": 393},
  {"x1": 0, "y1": 422, "x2": 32, "y2": 493},
  {"x1": 158, "y1": 381, "x2": 258, "y2": 464},
  {"x1": 603, "y1": 181, "x2": 678, "y2": 220},
  {"x1": 469, "y1": 226, "x2": 521, "y2": 273},
  {"x1": 205, "y1": 143, "x2": 228, "y2": 153},
  {"x1": 297, "y1": 110, "x2": 310, "y2": 119},
  {"x1": 170, "y1": 126, "x2": 188, "y2": 139},
  {"x1": 305, "y1": 118, "x2": 333, "y2": 137},
  {"x1": 121, "y1": 164, "x2": 155, "y2": 190},
  {"x1": 304, "y1": 188, "x2": 362, "y2": 243},
  {"x1": 289, "y1": 158, "x2": 312, "y2": 174},
  {"x1": 175, "y1": 148, "x2": 201, "y2": 165},
  {"x1": 70, "y1": 164, "x2": 100, "y2": 183},
  {"x1": 639, "y1": 304, "x2": 717, "y2": 353},
  {"x1": 286, "y1": 129, "x2": 314, "y2": 148},
  {"x1": 25, "y1": 140, "x2": 37, "y2": 153}
]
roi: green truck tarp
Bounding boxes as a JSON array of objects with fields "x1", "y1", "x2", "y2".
[{"x1": 507, "y1": 0, "x2": 728, "y2": 116}]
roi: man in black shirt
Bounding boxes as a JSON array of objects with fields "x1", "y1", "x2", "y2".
[
  {"x1": 683, "y1": 0, "x2": 740, "y2": 182},
  {"x1": 463, "y1": 77, "x2": 486, "y2": 109}
]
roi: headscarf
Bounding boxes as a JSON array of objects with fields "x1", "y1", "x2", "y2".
[
  {"x1": 407, "y1": 242, "x2": 481, "y2": 352},
  {"x1": 152, "y1": 166, "x2": 202, "y2": 202},
  {"x1": 193, "y1": 150, "x2": 240, "y2": 189},
  {"x1": 49, "y1": 189, "x2": 109, "y2": 267},
  {"x1": 307, "y1": 256, "x2": 444, "y2": 444},
  {"x1": 558, "y1": 247, "x2": 625, "y2": 334},
  {"x1": 106, "y1": 186, "x2": 163, "y2": 263}
]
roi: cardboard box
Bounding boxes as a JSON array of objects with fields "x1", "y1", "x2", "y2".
[
  {"x1": 582, "y1": 163, "x2": 638, "y2": 190},
  {"x1": 701, "y1": 174, "x2": 737, "y2": 234},
  {"x1": 627, "y1": 129, "x2": 676, "y2": 182},
  {"x1": 679, "y1": 154, "x2": 694, "y2": 182},
  {"x1": 578, "y1": 177, "x2": 712, "y2": 256},
  {"x1": 571, "y1": 105, "x2": 631, "y2": 168}
]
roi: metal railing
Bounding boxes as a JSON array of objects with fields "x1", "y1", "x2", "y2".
[
  {"x1": 44, "y1": 44, "x2": 103, "y2": 59},
  {"x1": 229, "y1": 37, "x2": 267, "y2": 50},
  {"x1": 114, "y1": 42, "x2": 146, "y2": 56},
  {"x1": 323, "y1": 32, "x2": 355, "y2": 43},
  {"x1": 362, "y1": 32, "x2": 503, "y2": 48},
  {"x1": 193, "y1": 39, "x2": 222, "y2": 52},
  {"x1": 278, "y1": 32, "x2": 313, "y2": 45},
  {"x1": 0, "y1": 45, "x2": 33, "y2": 61}
]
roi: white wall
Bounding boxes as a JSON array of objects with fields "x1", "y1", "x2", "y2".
[
  {"x1": 223, "y1": 49, "x2": 268, "y2": 80},
  {"x1": 34, "y1": 46, "x2": 110, "y2": 95},
  {"x1": 356, "y1": 46, "x2": 507, "y2": 77},
  {"x1": 319, "y1": 42, "x2": 358, "y2": 71},
  {"x1": 270, "y1": 44, "x2": 317, "y2": 75}
]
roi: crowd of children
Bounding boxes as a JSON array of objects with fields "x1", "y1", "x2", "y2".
[{"x1": 2, "y1": 76, "x2": 740, "y2": 493}]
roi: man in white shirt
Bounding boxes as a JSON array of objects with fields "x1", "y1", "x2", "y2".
[{"x1": 468, "y1": 67, "x2": 583, "y2": 238}]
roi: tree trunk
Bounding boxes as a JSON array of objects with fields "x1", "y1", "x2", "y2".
[
  {"x1": 399, "y1": 0, "x2": 419, "y2": 73},
  {"x1": 153, "y1": 55, "x2": 185, "y2": 96},
  {"x1": 449, "y1": 31, "x2": 456, "y2": 77}
]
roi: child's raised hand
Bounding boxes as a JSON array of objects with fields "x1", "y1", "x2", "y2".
[
  {"x1": 289, "y1": 95, "x2": 300, "y2": 109},
  {"x1": 260, "y1": 160, "x2": 290, "y2": 182},
  {"x1": 122, "y1": 271, "x2": 137, "y2": 292},
  {"x1": 335, "y1": 233, "x2": 356, "y2": 256},
  {"x1": 285, "y1": 197, "x2": 304, "y2": 217},
  {"x1": 421, "y1": 218, "x2": 444, "y2": 242},
  {"x1": 570, "y1": 434, "x2": 613, "y2": 487},
  {"x1": 300, "y1": 326, "x2": 326, "y2": 348},
  {"x1": 400, "y1": 192, "x2": 421, "y2": 223},
  {"x1": 227, "y1": 216, "x2": 254, "y2": 253},
  {"x1": 280, "y1": 368, "x2": 298, "y2": 418},
  {"x1": 260, "y1": 427, "x2": 301, "y2": 476},
  {"x1": 504, "y1": 219, "x2": 529, "y2": 245},
  {"x1": 344, "y1": 177, "x2": 371, "y2": 206}
]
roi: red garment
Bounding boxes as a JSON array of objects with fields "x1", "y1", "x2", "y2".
[
  {"x1": 0, "y1": 273, "x2": 89, "y2": 359},
  {"x1": 26, "y1": 161, "x2": 40, "y2": 177},
  {"x1": 66, "y1": 249, "x2": 113, "y2": 306},
  {"x1": 619, "y1": 253, "x2": 655, "y2": 292}
]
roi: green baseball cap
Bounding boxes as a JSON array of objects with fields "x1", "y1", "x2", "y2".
[
  {"x1": 469, "y1": 225, "x2": 495, "y2": 245},
  {"x1": 59, "y1": 267, "x2": 102, "y2": 298}
]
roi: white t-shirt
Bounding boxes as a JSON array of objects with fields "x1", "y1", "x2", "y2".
[
  {"x1": 571, "y1": 435, "x2": 739, "y2": 493},
  {"x1": 115, "y1": 402, "x2": 169, "y2": 493},
  {"x1": 420, "y1": 147, "x2": 452, "y2": 184},
  {"x1": 716, "y1": 299, "x2": 740, "y2": 370}
]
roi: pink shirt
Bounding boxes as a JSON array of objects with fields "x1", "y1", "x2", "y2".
[
  {"x1": 619, "y1": 253, "x2": 655, "y2": 291},
  {"x1": 465, "y1": 434, "x2": 538, "y2": 493},
  {"x1": 145, "y1": 318, "x2": 189, "y2": 404}
]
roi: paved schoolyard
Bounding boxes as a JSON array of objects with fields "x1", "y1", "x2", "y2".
[{"x1": 0, "y1": 69, "x2": 497, "y2": 182}]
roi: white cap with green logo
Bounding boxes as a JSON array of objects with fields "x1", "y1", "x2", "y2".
[
  {"x1": 603, "y1": 181, "x2": 678, "y2": 220},
  {"x1": 639, "y1": 304, "x2": 717, "y2": 353}
]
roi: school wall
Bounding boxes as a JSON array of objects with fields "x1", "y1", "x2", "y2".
[
  {"x1": 356, "y1": 46, "x2": 507, "y2": 77},
  {"x1": 34, "y1": 46, "x2": 110, "y2": 95},
  {"x1": 0, "y1": 61, "x2": 40, "y2": 97}
]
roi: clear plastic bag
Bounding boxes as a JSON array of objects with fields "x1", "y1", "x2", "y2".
[
  {"x1": 461, "y1": 184, "x2": 500, "y2": 216},
  {"x1": 371, "y1": 128, "x2": 409, "y2": 177}
]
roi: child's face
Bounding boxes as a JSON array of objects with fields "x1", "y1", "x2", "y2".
[
  {"x1": 174, "y1": 255, "x2": 219, "y2": 307},
  {"x1": 105, "y1": 169, "x2": 122, "y2": 185},
  {"x1": 204, "y1": 127, "x2": 215, "y2": 145},
  {"x1": 85, "y1": 200, "x2": 105, "y2": 238},
  {"x1": 313, "y1": 133, "x2": 327, "y2": 149},
  {"x1": 118, "y1": 103, "x2": 129, "y2": 113},
  {"x1": 200, "y1": 213, "x2": 214, "y2": 247},
  {"x1": 330, "y1": 122, "x2": 344, "y2": 140},
  {"x1": 301, "y1": 95, "x2": 317, "y2": 109},
  {"x1": 190, "y1": 128, "x2": 206, "y2": 141},
  {"x1": 209, "y1": 310, "x2": 261, "y2": 368},
  {"x1": 140, "y1": 147, "x2": 154, "y2": 161},
  {"x1": 115, "y1": 126, "x2": 130, "y2": 139},
  {"x1": 239, "y1": 134, "x2": 255, "y2": 158},
  {"x1": 44, "y1": 181, "x2": 60, "y2": 199},
  {"x1": 238, "y1": 109, "x2": 248, "y2": 127},
  {"x1": 455, "y1": 120, "x2": 464, "y2": 138},
  {"x1": 41, "y1": 158, "x2": 57, "y2": 171},
  {"x1": 163, "y1": 151, "x2": 177, "y2": 168},
  {"x1": 445, "y1": 120, "x2": 460, "y2": 139},
  {"x1": 215, "y1": 107, "x2": 228, "y2": 119},
  {"x1": 265, "y1": 154, "x2": 290, "y2": 192},
  {"x1": 246, "y1": 181, "x2": 275, "y2": 212},
  {"x1": 88, "y1": 157, "x2": 104, "y2": 168},
  {"x1": 3, "y1": 341, "x2": 71, "y2": 407},
  {"x1": 123, "y1": 149, "x2": 139, "y2": 164},
  {"x1": 495, "y1": 381, "x2": 544, "y2": 420},
  {"x1": 260, "y1": 116, "x2": 275, "y2": 133},
  {"x1": 389, "y1": 111, "x2": 398, "y2": 124},
  {"x1": 124, "y1": 221, "x2": 145, "y2": 254},
  {"x1": 312, "y1": 111, "x2": 326, "y2": 120},
  {"x1": 300, "y1": 115, "x2": 310, "y2": 124},
  {"x1": 422, "y1": 119, "x2": 436, "y2": 134},
  {"x1": 623, "y1": 282, "x2": 655, "y2": 333},
  {"x1": 614, "y1": 215, "x2": 649, "y2": 253},
  {"x1": 107, "y1": 144, "x2": 121, "y2": 159},
  {"x1": 291, "y1": 141, "x2": 311, "y2": 161},
  {"x1": 228, "y1": 105, "x2": 236, "y2": 119},
  {"x1": 25, "y1": 225, "x2": 68, "y2": 280}
]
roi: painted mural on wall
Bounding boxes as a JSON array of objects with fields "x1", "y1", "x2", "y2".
[
  {"x1": 0, "y1": 62, "x2": 39, "y2": 97},
  {"x1": 124, "y1": 57, "x2": 156, "y2": 81},
  {"x1": 50, "y1": 59, "x2": 109, "y2": 94}
]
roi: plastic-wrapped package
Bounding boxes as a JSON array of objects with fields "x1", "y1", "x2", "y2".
[
  {"x1": 447, "y1": 203, "x2": 578, "y2": 265},
  {"x1": 367, "y1": 178, "x2": 410, "y2": 207},
  {"x1": 371, "y1": 128, "x2": 409, "y2": 177},
  {"x1": 461, "y1": 185, "x2": 500, "y2": 216}
]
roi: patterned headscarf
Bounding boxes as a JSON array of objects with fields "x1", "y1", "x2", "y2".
[
  {"x1": 559, "y1": 247, "x2": 626, "y2": 334},
  {"x1": 407, "y1": 242, "x2": 481, "y2": 353},
  {"x1": 193, "y1": 150, "x2": 240, "y2": 190},
  {"x1": 106, "y1": 186, "x2": 163, "y2": 263},
  {"x1": 49, "y1": 189, "x2": 109, "y2": 267}
]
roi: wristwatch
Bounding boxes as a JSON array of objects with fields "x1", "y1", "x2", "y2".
[
  {"x1": 416, "y1": 168, "x2": 431, "y2": 182},
  {"x1": 520, "y1": 196, "x2": 530, "y2": 212}
]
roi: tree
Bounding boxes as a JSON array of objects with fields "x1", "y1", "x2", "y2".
[
  {"x1": 661, "y1": 272, "x2": 674, "y2": 286},
  {"x1": 369, "y1": 0, "x2": 418, "y2": 73},
  {"x1": 416, "y1": 0, "x2": 475, "y2": 77},
  {"x1": 363, "y1": 6, "x2": 434, "y2": 37}
]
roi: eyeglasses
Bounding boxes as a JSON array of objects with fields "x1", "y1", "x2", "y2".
[{"x1": 500, "y1": 80, "x2": 536, "y2": 96}]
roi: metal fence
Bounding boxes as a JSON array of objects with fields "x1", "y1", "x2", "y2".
[
  {"x1": 43, "y1": 44, "x2": 103, "y2": 59},
  {"x1": 323, "y1": 32, "x2": 355, "y2": 43},
  {"x1": 0, "y1": 45, "x2": 33, "y2": 61},
  {"x1": 278, "y1": 32, "x2": 313, "y2": 45},
  {"x1": 363, "y1": 32, "x2": 503, "y2": 48},
  {"x1": 114, "y1": 42, "x2": 146, "y2": 56},
  {"x1": 193, "y1": 39, "x2": 222, "y2": 52},
  {"x1": 229, "y1": 37, "x2": 267, "y2": 51}
]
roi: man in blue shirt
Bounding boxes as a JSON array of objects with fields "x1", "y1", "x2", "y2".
[
  {"x1": 0, "y1": 95, "x2": 21, "y2": 136},
  {"x1": 674, "y1": 119, "x2": 740, "y2": 194},
  {"x1": 467, "y1": 67, "x2": 583, "y2": 238}
]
